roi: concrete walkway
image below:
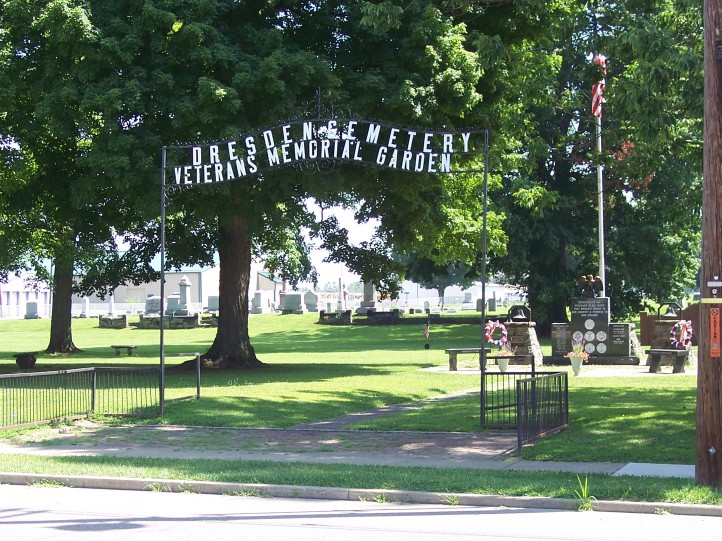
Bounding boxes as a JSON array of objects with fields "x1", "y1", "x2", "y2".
[{"x1": 0, "y1": 427, "x2": 693, "y2": 478}]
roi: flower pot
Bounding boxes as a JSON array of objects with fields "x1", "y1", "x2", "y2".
[
  {"x1": 497, "y1": 357, "x2": 509, "y2": 373},
  {"x1": 569, "y1": 356, "x2": 584, "y2": 376}
]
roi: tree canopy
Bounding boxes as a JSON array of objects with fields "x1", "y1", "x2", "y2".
[
  {"x1": 484, "y1": 0, "x2": 702, "y2": 330},
  {"x1": 0, "y1": 0, "x2": 703, "y2": 360}
]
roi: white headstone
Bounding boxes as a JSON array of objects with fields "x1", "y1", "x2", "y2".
[
  {"x1": 166, "y1": 293, "x2": 181, "y2": 314},
  {"x1": 207, "y1": 295, "x2": 219, "y2": 313},
  {"x1": 178, "y1": 275, "x2": 192, "y2": 311},
  {"x1": 251, "y1": 290, "x2": 274, "y2": 314},
  {"x1": 145, "y1": 295, "x2": 162, "y2": 315},
  {"x1": 24, "y1": 301, "x2": 38, "y2": 319},
  {"x1": 108, "y1": 294, "x2": 115, "y2": 316}
]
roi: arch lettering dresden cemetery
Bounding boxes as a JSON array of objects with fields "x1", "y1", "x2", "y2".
[{"x1": 158, "y1": 114, "x2": 489, "y2": 412}]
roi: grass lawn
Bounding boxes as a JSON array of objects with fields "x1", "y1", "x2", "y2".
[{"x1": 0, "y1": 313, "x2": 713, "y2": 505}]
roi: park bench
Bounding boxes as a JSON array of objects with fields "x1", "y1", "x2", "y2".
[
  {"x1": 13, "y1": 352, "x2": 38, "y2": 369},
  {"x1": 444, "y1": 348, "x2": 486, "y2": 371},
  {"x1": 110, "y1": 345, "x2": 137, "y2": 357},
  {"x1": 645, "y1": 349, "x2": 689, "y2": 373}
]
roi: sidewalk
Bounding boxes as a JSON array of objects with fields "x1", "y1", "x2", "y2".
[
  {"x1": 0, "y1": 419, "x2": 694, "y2": 479},
  {"x1": 0, "y1": 389, "x2": 704, "y2": 515}
]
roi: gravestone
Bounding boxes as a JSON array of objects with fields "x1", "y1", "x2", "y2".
[
  {"x1": 98, "y1": 313, "x2": 128, "y2": 328},
  {"x1": 79, "y1": 297, "x2": 90, "y2": 318},
  {"x1": 206, "y1": 295, "x2": 219, "y2": 313},
  {"x1": 476, "y1": 298, "x2": 484, "y2": 312},
  {"x1": 282, "y1": 292, "x2": 307, "y2": 314},
  {"x1": 24, "y1": 301, "x2": 39, "y2": 319},
  {"x1": 304, "y1": 290, "x2": 319, "y2": 312},
  {"x1": 178, "y1": 275, "x2": 193, "y2": 314},
  {"x1": 145, "y1": 295, "x2": 162, "y2": 315},
  {"x1": 251, "y1": 290, "x2": 274, "y2": 314},
  {"x1": 166, "y1": 293, "x2": 181, "y2": 315},
  {"x1": 356, "y1": 282, "x2": 379, "y2": 315},
  {"x1": 463, "y1": 292, "x2": 473, "y2": 303}
]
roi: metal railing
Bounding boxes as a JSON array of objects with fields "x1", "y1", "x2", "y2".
[
  {"x1": 480, "y1": 371, "x2": 530, "y2": 429},
  {"x1": 1, "y1": 367, "x2": 161, "y2": 429},
  {"x1": 480, "y1": 370, "x2": 569, "y2": 451},
  {"x1": 516, "y1": 372, "x2": 569, "y2": 450}
]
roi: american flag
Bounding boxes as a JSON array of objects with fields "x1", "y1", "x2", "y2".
[
  {"x1": 423, "y1": 321, "x2": 430, "y2": 339},
  {"x1": 592, "y1": 54, "x2": 606, "y2": 118}
]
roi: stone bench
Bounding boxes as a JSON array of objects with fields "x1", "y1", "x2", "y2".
[
  {"x1": 110, "y1": 345, "x2": 137, "y2": 356},
  {"x1": 444, "y1": 348, "x2": 487, "y2": 371},
  {"x1": 13, "y1": 352, "x2": 38, "y2": 369},
  {"x1": 645, "y1": 349, "x2": 689, "y2": 373}
]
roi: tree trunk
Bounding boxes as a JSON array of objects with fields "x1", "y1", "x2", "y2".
[
  {"x1": 202, "y1": 214, "x2": 263, "y2": 369},
  {"x1": 46, "y1": 254, "x2": 80, "y2": 354}
]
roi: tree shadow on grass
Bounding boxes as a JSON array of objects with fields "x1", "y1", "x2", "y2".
[{"x1": 524, "y1": 385, "x2": 696, "y2": 464}]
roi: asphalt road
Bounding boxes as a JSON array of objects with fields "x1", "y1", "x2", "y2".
[{"x1": 2, "y1": 484, "x2": 720, "y2": 541}]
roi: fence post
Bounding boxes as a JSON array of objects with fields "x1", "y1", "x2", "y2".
[
  {"x1": 91, "y1": 369, "x2": 97, "y2": 413},
  {"x1": 195, "y1": 353, "x2": 201, "y2": 399}
]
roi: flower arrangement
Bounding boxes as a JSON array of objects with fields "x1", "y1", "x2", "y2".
[
  {"x1": 496, "y1": 343, "x2": 516, "y2": 356},
  {"x1": 565, "y1": 338, "x2": 589, "y2": 363}
]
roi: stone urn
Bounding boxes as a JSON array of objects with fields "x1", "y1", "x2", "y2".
[
  {"x1": 14, "y1": 352, "x2": 37, "y2": 369},
  {"x1": 569, "y1": 356, "x2": 584, "y2": 376},
  {"x1": 497, "y1": 357, "x2": 509, "y2": 373}
]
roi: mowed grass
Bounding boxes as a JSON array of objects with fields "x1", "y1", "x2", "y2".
[
  {"x1": 1, "y1": 314, "x2": 717, "y2": 505},
  {"x1": 1, "y1": 453, "x2": 719, "y2": 505},
  {"x1": 0, "y1": 314, "x2": 484, "y2": 427},
  {"x1": 0, "y1": 314, "x2": 699, "y2": 463}
]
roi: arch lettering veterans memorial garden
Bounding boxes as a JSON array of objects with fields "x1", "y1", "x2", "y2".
[{"x1": 167, "y1": 119, "x2": 485, "y2": 184}]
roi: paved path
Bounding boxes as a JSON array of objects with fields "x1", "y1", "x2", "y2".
[{"x1": 0, "y1": 398, "x2": 689, "y2": 477}]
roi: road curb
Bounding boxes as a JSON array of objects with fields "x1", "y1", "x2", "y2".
[{"x1": 2, "y1": 472, "x2": 720, "y2": 517}]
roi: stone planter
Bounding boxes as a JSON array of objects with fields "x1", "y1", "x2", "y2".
[
  {"x1": 497, "y1": 357, "x2": 509, "y2": 373},
  {"x1": 14, "y1": 352, "x2": 37, "y2": 369}
]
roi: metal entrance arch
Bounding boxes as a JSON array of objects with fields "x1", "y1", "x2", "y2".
[{"x1": 159, "y1": 116, "x2": 489, "y2": 414}]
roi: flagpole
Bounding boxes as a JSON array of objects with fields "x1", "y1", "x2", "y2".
[
  {"x1": 592, "y1": 53, "x2": 607, "y2": 296},
  {"x1": 596, "y1": 113, "x2": 605, "y2": 295}
]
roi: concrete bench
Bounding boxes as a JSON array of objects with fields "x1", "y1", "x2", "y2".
[
  {"x1": 645, "y1": 349, "x2": 689, "y2": 373},
  {"x1": 110, "y1": 345, "x2": 137, "y2": 356},
  {"x1": 13, "y1": 352, "x2": 38, "y2": 369},
  {"x1": 444, "y1": 348, "x2": 487, "y2": 371}
]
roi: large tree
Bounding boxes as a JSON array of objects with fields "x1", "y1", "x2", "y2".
[
  {"x1": 80, "y1": 0, "x2": 539, "y2": 368},
  {"x1": 0, "y1": 0, "x2": 157, "y2": 352},
  {"x1": 485, "y1": 0, "x2": 703, "y2": 332}
]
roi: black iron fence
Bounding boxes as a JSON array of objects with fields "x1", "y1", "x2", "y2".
[
  {"x1": 481, "y1": 371, "x2": 569, "y2": 451},
  {"x1": 1, "y1": 367, "x2": 161, "y2": 429},
  {"x1": 480, "y1": 371, "x2": 529, "y2": 429},
  {"x1": 516, "y1": 372, "x2": 568, "y2": 450}
]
